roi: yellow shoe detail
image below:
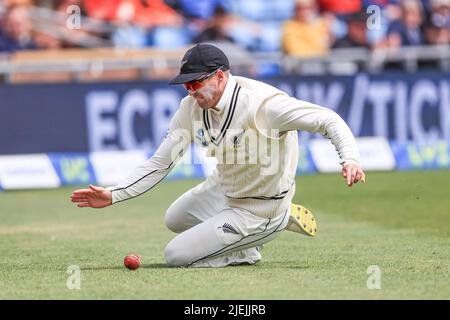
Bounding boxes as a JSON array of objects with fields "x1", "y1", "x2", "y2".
[{"x1": 286, "y1": 203, "x2": 317, "y2": 237}]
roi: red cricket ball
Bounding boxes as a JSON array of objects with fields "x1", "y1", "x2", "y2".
[{"x1": 124, "y1": 253, "x2": 141, "y2": 270}]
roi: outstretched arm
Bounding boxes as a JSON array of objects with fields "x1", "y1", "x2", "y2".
[
  {"x1": 257, "y1": 94, "x2": 366, "y2": 187},
  {"x1": 70, "y1": 109, "x2": 192, "y2": 207}
]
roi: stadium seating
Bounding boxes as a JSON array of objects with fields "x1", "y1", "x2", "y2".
[
  {"x1": 147, "y1": 26, "x2": 192, "y2": 50},
  {"x1": 258, "y1": 22, "x2": 283, "y2": 52},
  {"x1": 7, "y1": 48, "x2": 186, "y2": 83},
  {"x1": 227, "y1": 0, "x2": 295, "y2": 21}
]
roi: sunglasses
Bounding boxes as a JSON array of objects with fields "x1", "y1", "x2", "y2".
[{"x1": 183, "y1": 67, "x2": 223, "y2": 92}]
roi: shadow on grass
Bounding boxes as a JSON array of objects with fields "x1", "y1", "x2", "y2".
[
  {"x1": 80, "y1": 263, "x2": 168, "y2": 271},
  {"x1": 80, "y1": 262, "x2": 310, "y2": 271},
  {"x1": 262, "y1": 261, "x2": 311, "y2": 270},
  {"x1": 142, "y1": 263, "x2": 168, "y2": 269}
]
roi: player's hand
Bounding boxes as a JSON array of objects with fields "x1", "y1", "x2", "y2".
[
  {"x1": 70, "y1": 184, "x2": 112, "y2": 208},
  {"x1": 341, "y1": 164, "x2": 366, "y2": 187}
]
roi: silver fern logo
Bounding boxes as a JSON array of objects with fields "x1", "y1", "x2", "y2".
[
  {"x1": 231, "y1": 130, "x2": 245, "y2": 148},
  {"x1": 196, "y1": 128, "x2": 208, "y2": 147},
  {"x1": 219, "y1": 223, "x2": 239, "y2": 234}
]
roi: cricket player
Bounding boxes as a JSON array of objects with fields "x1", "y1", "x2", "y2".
[{"x1": 71, "y1": 44, "x2": 365, "y2": 268}]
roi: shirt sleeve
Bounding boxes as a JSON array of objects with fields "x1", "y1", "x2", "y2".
[
  {"x1": 257, "y1": 94, "x2": 361, "y2": 167},
  {"x1": 107, "y1": 108, "x2": 192, "y2": 204}
]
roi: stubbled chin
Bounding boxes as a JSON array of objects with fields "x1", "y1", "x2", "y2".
[
  {"x1": 194, "y1": 96, "x2": 209, "y2": 108},
  {"x1": 198, "y1": 102, "x2": 212, "y2": 109}
]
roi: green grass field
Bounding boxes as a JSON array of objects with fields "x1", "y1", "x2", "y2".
[{"x1": 1, "y1": 170, "x2": 449, "y2": 299}]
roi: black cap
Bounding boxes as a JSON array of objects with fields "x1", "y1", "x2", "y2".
[{"x1": 169, "y1": 43, "x2": 230, "y2": 84}]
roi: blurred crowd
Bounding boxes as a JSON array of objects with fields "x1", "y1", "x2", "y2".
[{"x1": 0, "y1": 0, "x2": 449, "y2": 56}]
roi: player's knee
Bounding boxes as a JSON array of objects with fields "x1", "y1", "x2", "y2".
[
  {"x1": 164, "y1": 241, "x2": 189, "y2": 267},
  {"x1": 164, "y1": 206, "x2": 183, "y2": 233}
]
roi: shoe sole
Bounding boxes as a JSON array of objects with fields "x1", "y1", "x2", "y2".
[{"x1": 288, "y1": 203, "x2": 317, "y2": 237}]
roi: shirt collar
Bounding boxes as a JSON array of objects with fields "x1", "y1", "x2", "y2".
[{"x1": 211, "y1": 73, "x2": 236, "y2": 115}]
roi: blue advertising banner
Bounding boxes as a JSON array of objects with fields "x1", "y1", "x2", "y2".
[
  {"x1": 296, "y1": 143, "x2": 316, "y2": 175},
  {"x1": 0, "y1": 81, "x2": 183, "y2": 154},
  {"x1": 48, "y1": 153, "x2": 97, "y2": 186},
  {"x1": 390, "y1": 141, "x2": 450, "y2": 170},
  {"x1": 1, "y1": 139, "x2": 448, "y2": 191},
  {"x1": 1, "y1": 72, "x2": 449, "y2": 155},
  {"x1": 264, "y1": 72, "x2": 449, "y2": 145}
]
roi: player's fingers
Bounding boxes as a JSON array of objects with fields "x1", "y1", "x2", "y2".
[
  {"x1": 352, "y1": 166, "x2": 359, "y2": 180},
  {"x1": 89, "y1": 184, "x2": 104, "y2": 193},
  {"x1": 72, "y1": 189, "x2": 91, "y2": 195},
  {"x1": 71, "y1": 193, "x2": 88, "y2": 198},
  {"x1": 71, "y1": 197, "x2": 88, "y2": 203},
  {"x1": 77, "y1": 202, "x2": 91, "y2": 208},
  {"x1": 71, "y1": 193, "x2": 89, "y2": 199},
  {"x1": 346, "y1": 167, "x2": 353, "y2": 186},
  {"x1": 355, "y1": 170, "x2": 363, "y2": 183},
  {"x1": 347, "y1": 167, "x2": 357, "y2": 187},
  {"x1": 352, "y1": 166, "x2": 359, "y2": 183}
]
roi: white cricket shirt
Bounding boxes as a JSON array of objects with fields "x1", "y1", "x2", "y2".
[{"x1": 107, "y1": 74, "x2": 361, "y2": 218}]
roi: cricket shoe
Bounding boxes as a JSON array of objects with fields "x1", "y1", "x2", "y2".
[{"x1": 285, "y1": 203, "x2": 317, "y2": 237}]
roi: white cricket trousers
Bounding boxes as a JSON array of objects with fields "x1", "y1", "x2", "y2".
[{"x1": 164, "y1": 177, "x2": 290, "y2": 267}]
